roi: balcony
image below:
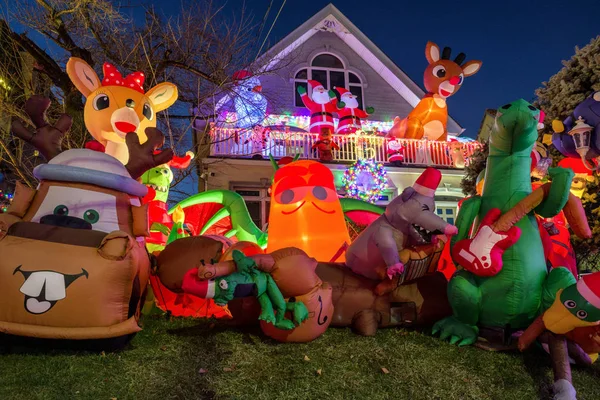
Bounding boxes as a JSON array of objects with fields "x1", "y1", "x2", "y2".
[{"x1": 207, "y1": 126, "x2": 481, "y2": 169}]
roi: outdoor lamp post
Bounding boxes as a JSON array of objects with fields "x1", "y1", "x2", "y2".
[{"x1": 567, "y1": 116, "x2": 597, "y2": 171}]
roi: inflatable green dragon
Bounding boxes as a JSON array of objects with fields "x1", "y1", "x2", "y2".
[
  {"x1": 169, "y1": 190, "x2": 384, "y2": 249},
  {"x1": 434, "y1": 99, "x2": 575, "y2": 346}
]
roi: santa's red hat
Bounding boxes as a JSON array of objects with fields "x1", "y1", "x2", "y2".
[
  {"x1": 185, "y1": 277, "x2": 216, "y2": 299},
  {"x1": 412, "y1": 167, "x2": 441, "y2": 197},
  {"x1": 169, "y1": 151, "x2": 195, "y2": 169},
  {"x1": 576, "y1": 272, "x2": 600, "y2": 309},
  {"x1": 334, "y1": 86, "x2": 351, "y2": 98},
  {"x1": 537, "y1": 110, "x2": 546, "y2": 130},
  {"x1": 233, "y1": 70, "x2": 252, "y2": 83},
  {"x1": 307, "y1": 80, "x2": 325, "y2": 90}
]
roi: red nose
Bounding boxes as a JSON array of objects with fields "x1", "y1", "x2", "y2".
[
  {"x1": 115, "y1": 121, "x2": 137, "y2": 133},
  {"x1": 449, "y1": 76, "x2": 460, "y2": 85}
]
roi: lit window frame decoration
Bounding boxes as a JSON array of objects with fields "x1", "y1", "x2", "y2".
[
  {"x1": 342, "y1": 158, "x2": 388, "y2": 203},
  {"x1": 263, "y1": 114, "x2": 394, "y2": 134}
]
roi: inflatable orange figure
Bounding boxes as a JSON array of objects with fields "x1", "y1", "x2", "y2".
[
  {"x1": 267, "y1": 160, "x2": 351, "y2": 262},
  {"x1": 388, "y1": 42, "x2": 481, "y2": 141}
]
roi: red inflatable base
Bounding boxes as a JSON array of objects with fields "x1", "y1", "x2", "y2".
[{"x1": 149, "y1": 276, "x2": 232, "y2": 319}]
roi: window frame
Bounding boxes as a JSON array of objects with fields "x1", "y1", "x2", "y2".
[
  {"x1": 230, "y1": 184, "x2": 271, "y2": 230},
  {"x1": 435, "y1": 201, "x2": 459, "y2": 225},
  {"x1": 292, "y1": 52, "x2": 366, "y2": 109}
]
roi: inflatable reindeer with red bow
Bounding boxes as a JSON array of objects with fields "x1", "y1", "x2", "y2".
[{"x1": 66, "y1": 58, "x2": 178, "y2": 165}]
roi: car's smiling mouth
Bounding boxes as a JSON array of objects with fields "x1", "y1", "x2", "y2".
[{"x1": 13, "y1": 266, "x2": 88, "y2": 315}]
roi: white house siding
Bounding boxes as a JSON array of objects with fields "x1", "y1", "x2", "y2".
[
  {"x1": 203, "y1": 159, "x2": 463, "y2": 197},
  {"x1": 261, "y1": 30, "x2": 415, "y2": 123}
]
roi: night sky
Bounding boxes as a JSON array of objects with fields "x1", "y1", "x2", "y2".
[
  {"x1": 11, "y1": 0, "x2": 599, "y2": 137},
  {"x1": 7, "y1": 0, "x2": 599, "y2": 198},
  {"x1": 181, "y1": 0, "x2": 600, "y2": 138}
]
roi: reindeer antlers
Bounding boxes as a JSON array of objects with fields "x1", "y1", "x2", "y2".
[
  {"x1": 13, "y1": 96, "x2": 174, "y2": 180},
  {"x1": 440, "y1": 47, "x2": 467, "y2": 66},
  {"x1": 11, "y1": 96, "x2": 72, "y2": 161},
  {"x1": 125, "y1": 127, "x2": 174, "y2": 180}
]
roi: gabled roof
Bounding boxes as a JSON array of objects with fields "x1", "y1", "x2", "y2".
[{"x1": 257, "y1": 3, "x2": 463, "y2": 135}]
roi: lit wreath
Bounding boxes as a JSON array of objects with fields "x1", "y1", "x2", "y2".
[{"x1": 342, "y1": 159, "x2": 388, "y2": 203}]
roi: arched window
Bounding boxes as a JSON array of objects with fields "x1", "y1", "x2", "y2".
[
  {"x1": 312, "y1": 54, "x2": 344, "y2": 68},
  {"x1": 293, "y1": 53, "x2": 365, "y2": 109}
]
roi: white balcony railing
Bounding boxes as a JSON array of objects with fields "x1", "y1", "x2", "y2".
[{"x1": 208, "y1": 126, "x2": 481, "y2": 169}]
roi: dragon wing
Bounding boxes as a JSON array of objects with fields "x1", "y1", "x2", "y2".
[{"x1": 170, "y1": 190, "x2": 267, "y2": 248}]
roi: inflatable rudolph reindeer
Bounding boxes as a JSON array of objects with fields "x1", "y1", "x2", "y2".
[
  {"x1": 389, "y1": 42, "x2": 481, "y2": 141},
  {"x1": 66, "y1": 58, "x2": 178, "y2": 164}
]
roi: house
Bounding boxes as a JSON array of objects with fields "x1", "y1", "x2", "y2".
[
  {"x1": 193, "y1": 4, "x2": 479, "y2": 230},
  {"x1": 476, "y1": 109, "x2": 497, "y2": 143}
]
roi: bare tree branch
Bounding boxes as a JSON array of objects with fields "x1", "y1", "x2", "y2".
[{"x1": 1, "y1": 0, "x2": 297, "y2": 198}]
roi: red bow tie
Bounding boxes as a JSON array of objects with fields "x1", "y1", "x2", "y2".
[{"x1": 102, "y1": 63, "x2": 145, "y2": 94}]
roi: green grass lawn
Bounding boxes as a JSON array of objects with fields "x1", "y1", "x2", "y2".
[{"x1": 1, "y1": 312, "x2": 599, "y2": 400}]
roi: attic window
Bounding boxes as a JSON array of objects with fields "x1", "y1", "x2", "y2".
[{"x1": 311, "y1": 54, "x2": 344, "y2": 69}]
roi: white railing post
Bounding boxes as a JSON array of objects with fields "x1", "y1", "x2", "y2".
[{"x1": 208, "y1": 126, "x2": 480, "y2": 169}]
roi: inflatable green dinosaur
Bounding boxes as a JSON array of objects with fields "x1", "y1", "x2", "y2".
[{"x1": 434, "y1": 99, "x2": 575, "y2": 346}]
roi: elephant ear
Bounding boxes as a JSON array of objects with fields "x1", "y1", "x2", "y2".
[{"x1": 400, "y1": 187, "x2": 416, "y2": 202}]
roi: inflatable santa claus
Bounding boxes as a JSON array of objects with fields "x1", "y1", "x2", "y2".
[
  {"x1": 297, "y1": 80, "x2": 338, "y2": 133},
  {"x1": 334, "y1": 87, "x2": 374, "y2": 134}
]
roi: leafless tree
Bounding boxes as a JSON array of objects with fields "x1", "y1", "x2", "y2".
[{"x1": 0, "y1": 0, "x2": 295, "y2": 196}]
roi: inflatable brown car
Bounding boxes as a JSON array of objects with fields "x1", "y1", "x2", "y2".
[{"x1": 0, "y1": 149, "x2": 151, "y2": 344}]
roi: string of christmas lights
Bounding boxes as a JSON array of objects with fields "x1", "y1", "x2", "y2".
[
  {"x1": 342, "y1": 159, "x2": 388, "y2": 203},
  {"x1": 0, "y1": 189, "x2": 14, "y2": 213},
  {"x1": 263, "y1": 114, "x2": 394, "y2": 133}
]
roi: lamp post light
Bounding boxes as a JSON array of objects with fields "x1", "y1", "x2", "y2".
[{"x1": 567, "y1": 117, "x2": 597, "y2": 171}]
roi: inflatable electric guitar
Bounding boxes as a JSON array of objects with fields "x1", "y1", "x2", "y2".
[
  {"x1": 452, "y1": 184, "x2": 551, "y2": 277},
  {"x1": 453, "y1": 182, "x2": 590, "y2": 277},
  {"x1": 452, "y1": 209, "x2": 520, "y2": 276}
]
